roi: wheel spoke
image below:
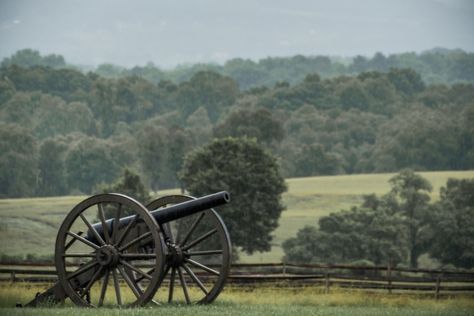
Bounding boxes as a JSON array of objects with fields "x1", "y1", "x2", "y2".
[
  {"x1": 81, "y1": 266, "x2": 104, "y2": 298},
  {"x1": 64, "y1": 231, "x2": 84, "y2": 251},
  {"x1": 168, "y1": 267, "x2": 176, "y2": 303},
  {"x1": 177, "y1": 267, "x2": 191, "y2": 304},
  {"x1": 179, "y1": 212, "x2": 205, "y2": 247},
  {"x1": 182, "y1": 229, "x2": 217, "y2": 251},
  {"x1": 120, "y1": 259, "x2": 153, "y2": 281},
  {"x1": 66, "y1": 260, "x2": 99, "y2": 280},
  {"x1": 97, "y1": 204, "x2": 111, "y2": 244},
  {"x1": 112, "y1": 268, "x2": 122, "y2": 305},
  {"x1": 135, "y1": 267, "x2": 157, "y2": 283},
  {"x1": 67, "y1": 231, "x2": 100, "y2": 250},
  {"x1": 116, "y1": 215, "x2": 138, "y2": 247},
  {"x1": 187, "y1": 250, "x2": 223, "y2": 256},
  {"x1": 119, "y1": 231, "x2": 152, "y2": 252},
  {"x1": 182, "y1": 263, "x2": 208, "y2": 295},
  {"x1": 118, "y1": 265, "x2": 141, "y2": 299},
  {"x1": 80, "y1": 214, "x2": 105, "y2": 246},
  {"x1": 185, "y1": 258, "x2": 220, "y2": 276},
  {"x1": 98, "y1": 269, "x2": 110, "y2": 307}
]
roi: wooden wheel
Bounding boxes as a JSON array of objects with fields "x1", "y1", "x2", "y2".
[
  {"x1": 145, "y1": 195, "x2": 231, "y2": 304},
  {"x1": 55, "y1": 193, "x2": 166, "y2": 307}
]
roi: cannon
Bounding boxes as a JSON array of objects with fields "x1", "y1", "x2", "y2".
[{"x1": 24, "y1": 191, "x2": 231, "y2": 307}]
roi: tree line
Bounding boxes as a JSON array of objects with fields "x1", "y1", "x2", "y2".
[
  {"x1": 0, "y1": 49, "x2": 473, "y2": 198},
  {"x1": 3, "y1": 48, "x2": 474, "y2": 90},
  {"x1": 283, "y1": 170, "x2": 474, "y2": 269}
]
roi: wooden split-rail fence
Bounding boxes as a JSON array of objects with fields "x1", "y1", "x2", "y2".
[{"x1": 1, "y1": 262, "x2": 473, "y2": 299}]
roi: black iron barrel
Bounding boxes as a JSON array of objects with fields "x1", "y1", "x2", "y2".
[{"x1": 89, "y1": 191, "x2": 230, "y2": 241}]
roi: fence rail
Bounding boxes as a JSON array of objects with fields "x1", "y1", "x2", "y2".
[{"x1": 1, "y1": 262, "x2": 473, "y2": 298}]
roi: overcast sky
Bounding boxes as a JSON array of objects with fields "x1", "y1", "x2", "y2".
[{"x1": 0, "y1": 0, "x2": 473, "y2": 68}]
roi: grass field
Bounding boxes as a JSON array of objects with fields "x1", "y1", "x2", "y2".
[
  {"x1": 1, "y1": 170, "x2": 473, "y2": 263},
  {"x1": 0, "y1": 283, "x2": 473, "y2": 315}
]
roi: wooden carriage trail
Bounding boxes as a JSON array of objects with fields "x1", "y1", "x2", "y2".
[{"x1": 2, "y1": 262, "x2": 473, "y2": 299}]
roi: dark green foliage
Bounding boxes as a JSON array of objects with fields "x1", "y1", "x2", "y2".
[
  {"x1": 429, "y1": 179, "x2": 474, "y2": 268},
  {"x1": 293, "y1": 144, "x2": 342, "y2": 177},
  {"x1": 0, "y1": 123, "x2": 38, "y2": 197},
  {"x1": 65, "y1": 137, "x2": 121, "y2": 194},
  {"x1": 176, "y1": 71, "x2": 239, "y2": 122},
  {"x1": 1, "y1": 49, "x2": 65, "y2": 69},
  {"x1": 180, "y1": 138, "x2": 287, "y2": 254},
  {"x1": 283, "y1": 198, "x2": 407, "y2": 265},
  {"x1": 388, "y1": 170, "x2": 433, "y2": 268},
  {"x1": 387, "y1": 68, "x2": 425, "y2": 96},
  {"x1": 37, "y1": 138, "x2": 68, "y2": 196},
  {"x1": 0, "y1": 48, "x2": 473, "y2": 197},
  {"x1": 137, "y1": 123, "x2": 191, "y2": 190},
  {"x1": 213, "y1": 108, "x2": 284, "y2": 146},
  {"x1": 100, "y1": 168, "x2": 150, "y2": 204},
  {"x1": 283, "y1": 170, "x2": 438, "y2": 267},
  {"x1": 282, "y1": 207, "x2": 406, "y2": 265},
  {"x1": 0, "y1": 78, "x2": 16, "y2": 104}
]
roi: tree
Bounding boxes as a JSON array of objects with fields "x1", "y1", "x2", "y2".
[
  {"x1": 429, "y1": 179, "x2": 474, "y2": 268},
  {"x1": 137, "y1": 123, "x2": 189, "y2": 191},
  {"x1": 0, "y1": 78, "x2": 16, "y2": 104},
  {"x1": 0, "y1": 123, "x2": 38, "y2": 197},
  {"x1": 387, "y1": 68, "x2": 425, "y2": 96},
  {"x1": 388, "y1": 169, "x2": 433, "y2": 268},
  {"x1": 282, "y1": 199, "x2": 407, "y2": 265},
  {"x1": 338, "y1": 80, "x2": 370, "y2": 110},
  {"x1": 1, "y1": 49, "x2": 66, "y2": 68},
  {"x1": 180, "y1": 138, "x2": 287, "y2": 254},
  {"x1": 37, "y1": 138, "x2": 68, "y2": 196},
  {"x1": 65, "y1": 137, "x2": 121, "y2": 194},
  {"x1": 371, "y1": 106, "x2": 462, "y2": 172},
  {"x1": 176, "y1": 71, "x2": 239, "y2": 121},
  {"x1": 293, "y1": 144, "x2": 342, "y2": 177},
  {"x1": 99, "y1": 168, "x2": 151, "y2": 216},
  {"x1": 213, "y1": 108, "x2": 284, "y2": 146}
]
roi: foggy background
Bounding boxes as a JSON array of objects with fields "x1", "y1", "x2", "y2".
[{"x1": 1, "y1": 0, "x2": 473, "y2": 68}]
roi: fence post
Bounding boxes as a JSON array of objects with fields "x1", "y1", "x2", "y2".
[
  {"x1": 282, "y1": 262, "x2": 286, "y2": 275},
  {"x1": 10, "y1": 271, "x2": 15, "y2": 283},
  {"x1": 387, "y1": 263, "x2": 392, "y2": 294},
  {"x1": 324, "y1": 272, "x2": 330, "y2": 294},
  {"x1": 435, "y1": 276, "x2": 441, "y2": 300}
]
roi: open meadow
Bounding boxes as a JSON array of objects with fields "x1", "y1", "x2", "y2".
[{"x1": 1, "y1": 170, "x2": 473, "y2": 263}]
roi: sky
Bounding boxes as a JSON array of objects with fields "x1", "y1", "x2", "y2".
[{"x1": 0, "y1": 0, "x2": 473, "y2": 68}]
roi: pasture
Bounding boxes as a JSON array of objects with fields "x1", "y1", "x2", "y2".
[{"x1": 0, "y1": 170, "x2": 473, "y2": 263}]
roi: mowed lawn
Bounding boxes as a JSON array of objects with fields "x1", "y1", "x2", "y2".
[{"x1": 0, "y1": 171, "x2": 473, "y2": 262}]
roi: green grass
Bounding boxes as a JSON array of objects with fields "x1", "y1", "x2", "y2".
[
  {"x1": 1, "y1": 171, "x2": 473, "y2": 262},
  {"x1": 0, "y1": 283, "x2": 473, "y2": 315}
]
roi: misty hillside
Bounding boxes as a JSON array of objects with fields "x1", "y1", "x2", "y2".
[{"x1": 0, "y1": 49, "x2": 473, "y2": 198}]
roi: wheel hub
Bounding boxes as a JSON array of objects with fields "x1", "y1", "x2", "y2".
[
  {"x1": 96, "y1": 245, "x2": 120, "y2": 267},
  {"x1": 167, "y1": 244, "x2": 187, "y2": 267}
]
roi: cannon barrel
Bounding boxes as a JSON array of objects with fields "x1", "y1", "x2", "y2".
[{"x1": 90, "y1": 191, "x2": 230, "y2": 240}]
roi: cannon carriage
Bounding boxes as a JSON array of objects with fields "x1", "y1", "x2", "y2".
[{"x1": 25, "y1": 191, "x2": 231, "y2": 307}]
